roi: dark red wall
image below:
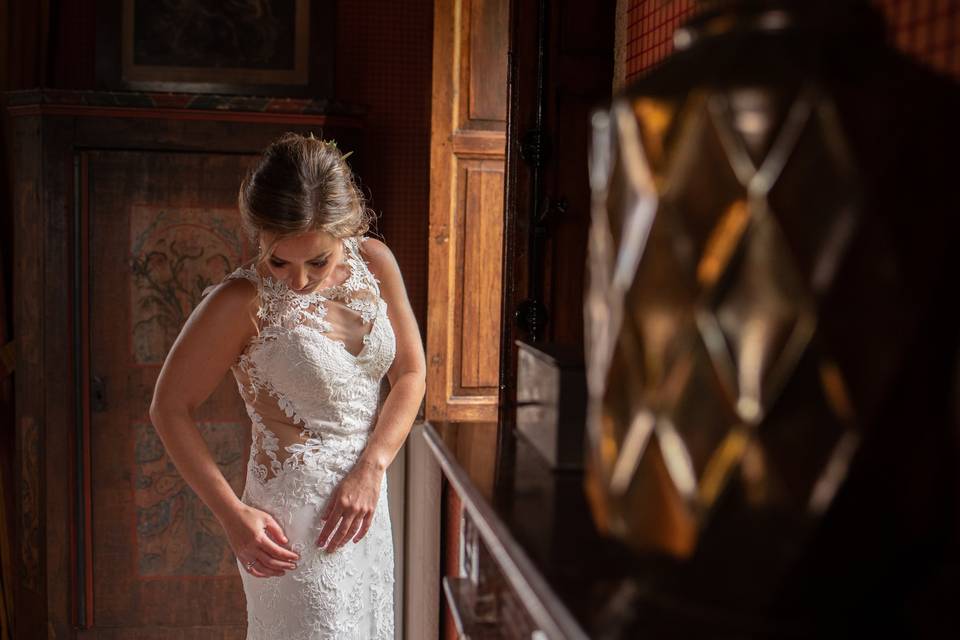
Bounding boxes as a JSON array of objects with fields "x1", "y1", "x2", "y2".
[
  {"x1": 625, "y1": 0, "x2": 697, "y2": 79},
  {"x1": 625, "y1": 0, "x2": 960, "y2": 81},
  {"x1": 336, "y1": 0, "x2": 433, "y2": 329},
  {"x1": 875, "y1": 0, "x2": 960, "y2": 77}
]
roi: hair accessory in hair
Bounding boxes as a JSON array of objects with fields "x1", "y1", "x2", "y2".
[{"x1": 305, "y1": 131, "x2": 354, "y2": 160}]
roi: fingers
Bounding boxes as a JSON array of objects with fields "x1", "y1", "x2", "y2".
[
  {"x1": 256, "y1": 548, "x2": 297, "y2": 572},
  {"x1": 260, "y1": 531, "x2": 301, "y2": 563},
  {"x1": 316, "y1": 505, "x2": 343, "y2": 548},
  {"x1": 241, "y1": 556, "x2": 283, "y2": 579},
  {"x1": 317, "y1": 485, "x2": 381, "y2": 550},
  {"x1": 317, "y1": 511, "x2": 341, "y2": 547},
  {"x1": 260, "y1": 517, "x2": 299, "y2": 562},
  {"x1": 321, "y1": 489, "x2": 338, "y2": 521},
  {"x1": 343, "y1": 514, "x2": 366, "y2": 545},
  {"x1": 247, "y1": 563, "x2": 276, "y2": 578},
  {"x1": 240, "y1": 522, "x2": 299, "y2": 579},
  {"x1": 263, "y1": 518, "x2": 290, "y2": 547},
  {"x1": 240, "y1": 539, "x2": 297, "y2": 578},
  {"x1": 352, "y1": 512, "x2": 373, "y2": 543},
  {"x1": 326, "y1": 513, "x2": 362, "y2": 551}
]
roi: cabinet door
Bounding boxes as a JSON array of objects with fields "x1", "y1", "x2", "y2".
[
  {"x1": 87, "y1": 150, "x2": 256, "y2": 635},
  {"x1": 426, "y1": 0, "x2": 509, "y2": 422}
]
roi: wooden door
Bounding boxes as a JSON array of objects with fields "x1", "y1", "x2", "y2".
[
  {"x1": 426, "y1": 0, "x2": 510, "y2": 422},
  {"x1": 86, "y1": 150, "x2": 256, "y2": 636}
]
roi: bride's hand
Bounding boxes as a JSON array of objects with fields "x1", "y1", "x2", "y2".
[
  {"x1": 317, "y1": 459, "x2": 383, "y2": 552},
  {"x1": 221, "y1": 504, "x2": 300, "y2": 578}
]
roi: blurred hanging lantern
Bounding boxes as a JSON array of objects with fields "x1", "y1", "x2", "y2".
[{"x1": 584, "y1": 0, "x2": 960, "y2": 632}]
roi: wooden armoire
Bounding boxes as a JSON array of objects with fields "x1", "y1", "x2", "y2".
[{"x1": 6, "y1": 89, "x2": 371, "y2": 638}]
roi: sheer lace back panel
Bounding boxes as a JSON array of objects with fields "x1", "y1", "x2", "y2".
[{"x1": 202, "y1": 236, "x2": 397, "y2": 492}]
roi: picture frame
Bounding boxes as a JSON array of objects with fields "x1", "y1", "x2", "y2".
[{"x1": 96, "y1": 0, "x2": 335, "y2": 98}]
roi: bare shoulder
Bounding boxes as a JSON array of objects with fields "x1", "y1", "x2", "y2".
[
  {"x1": 153, "y1": 274, "x2": 260, "y2": 413},
  {"x1": 359, "y1": 237, "x2": 402, "y2": 282},
  {"x1": 191, "y1": 275, "x2": 260, "y2": 335},
  {"x1": 203, "y1": 275, "x2": 258, "y2": 310}
]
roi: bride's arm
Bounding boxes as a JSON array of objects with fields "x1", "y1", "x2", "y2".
[
  {"x1": 149, "y1": 278, "x2": 260, "y2": 523},
  {"x1": 151, "y1": 279, "x2": 300, "y2": 576},
  {"x1": 317, "y1": 237, "x2": 426, "y2": 551},
  {"x1": 356, "y1": 237, "x2": 427, "y2": 473}
]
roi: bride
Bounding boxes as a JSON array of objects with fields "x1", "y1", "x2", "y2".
[{"x1": 149, "y1": 132, "x2": 426, "y2": 639}]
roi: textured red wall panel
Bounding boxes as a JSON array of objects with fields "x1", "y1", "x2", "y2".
[
  {"x1": 874, "y1": 0, "x2": 960, "y2": 78},
  {"x1": 625, "y1": 0, "x2": 960, "y2": 83},
  {"x1": 336, "y1": 0, "x2": 434, "y2": 330},
  {"x1": 625, "y1": 0, "x2": 697, "y2": 81}
]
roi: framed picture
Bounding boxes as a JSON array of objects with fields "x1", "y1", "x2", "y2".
[{"x1": 96, "y1": 0, "x2": 335, "y2": 97}]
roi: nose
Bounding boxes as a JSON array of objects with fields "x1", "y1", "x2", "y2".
[{"x1": 290, "y1": 268, "x2": 309, "y2": 290}]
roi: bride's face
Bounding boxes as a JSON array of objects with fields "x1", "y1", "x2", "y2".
[{"x1": 258, "y1": 229, "x2": 345, "y2": 294}]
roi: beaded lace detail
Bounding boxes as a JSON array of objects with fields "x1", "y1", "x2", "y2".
[{"x1": 202, "y1": 236, "x2": 396, "y2": 639}]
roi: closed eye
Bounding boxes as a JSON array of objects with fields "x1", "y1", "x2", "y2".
[{"x1": 269, "y1": 259, "x2": 328, "y2": 268}]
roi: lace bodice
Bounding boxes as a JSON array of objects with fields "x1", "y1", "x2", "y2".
[
  {"x1": 203, "y1": 235, "x2": 397, "y2": 491},
  {"x1": 203, "y1": 236, "x2": 398, "y2": 639}
]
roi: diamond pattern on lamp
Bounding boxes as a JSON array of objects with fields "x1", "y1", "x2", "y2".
[{"x1": 588, "y1": 84, "x2": 865, "y2": 556}]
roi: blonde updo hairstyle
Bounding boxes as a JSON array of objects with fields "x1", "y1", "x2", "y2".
[{"x1": 239, "y1": 131, "x2": 375, "y2": 268}]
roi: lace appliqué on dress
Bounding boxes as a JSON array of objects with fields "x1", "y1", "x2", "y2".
[{"x1": 205, "y1": 235, "x2": 397, "y2": 639}]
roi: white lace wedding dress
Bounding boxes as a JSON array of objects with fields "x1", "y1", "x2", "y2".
[{"x1": 202, "y1": 236, "x2": 397, "y2": 639}]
